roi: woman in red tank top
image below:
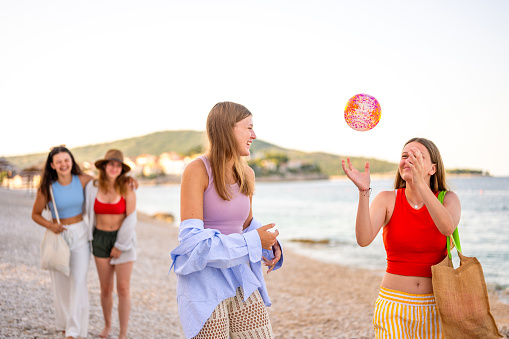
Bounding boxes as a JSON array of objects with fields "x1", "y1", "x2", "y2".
[{"x1": 342, "y1": 138, "x2": 461, "y2": 338}]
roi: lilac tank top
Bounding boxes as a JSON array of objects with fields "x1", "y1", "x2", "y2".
[{"x1": 200, "y1": 156, "x2": 250, "y2": 235}]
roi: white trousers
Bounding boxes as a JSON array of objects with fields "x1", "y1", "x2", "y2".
[{"x1": 50, "y1": 220, "x2": 90, "y2": 338}]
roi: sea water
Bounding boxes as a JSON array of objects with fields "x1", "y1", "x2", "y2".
[{"x1": 136, "y1": 176, "x2": 509, "y2": 291}]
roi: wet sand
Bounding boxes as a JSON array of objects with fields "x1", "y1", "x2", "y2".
[{"x1": 1, "y1": 188, "x2": 508, "y2": 338}]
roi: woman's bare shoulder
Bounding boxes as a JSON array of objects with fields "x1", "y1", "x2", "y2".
[
  {"x1": 184, "y1": 157, "x2": 207, "y2": 175},
  {"x1": 378, "y1": 189, "x2": 397, "y2": 197},
  {"x1": 443, "y1": 190, "x2": 459, "y2": 200},
  {"x1": 374, "y1": 190, "x2": 397, "y2": 205},
  {"x1": 182, "y1": 158, "x2": 209, "y2": 190},
  {"x1": 78, "y1": 173, "x2": 93, "y2": 187}
]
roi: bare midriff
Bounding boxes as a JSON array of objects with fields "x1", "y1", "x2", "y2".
[
  {"x1": 54, "y1": 214, "x2": 83, "y2": 225},
  {"x1": 96, "y1": 214, "x2": 124, "y2": 232},
  {"x1": 381, "y1": 272, "x2": 433, "y2": 294}
]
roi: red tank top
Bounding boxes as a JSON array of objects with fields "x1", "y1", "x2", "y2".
[
  {"x1": 383, "y1": 188, "x2": 447, "y2": 277},
  {"x1": 94, "y1": 196, "x2": 126, "y2": 215}
]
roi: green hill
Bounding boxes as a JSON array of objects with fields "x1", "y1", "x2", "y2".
[
  {"x1": 6, "y1": 130, "x2": 206, "y2": 170},
  {"x1": 5, "y1": 130, "x2": 397, "y2": 176}
]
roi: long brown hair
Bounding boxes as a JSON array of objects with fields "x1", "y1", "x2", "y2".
[
  {"x1": 39, "y1": 146, "x2": 82, "y2": 202},
  {"x1": 394, "y1": 137, "x2": 449, "y2": 192},
  {"x1": 95, "y1": 161, "x2": 129, "y2": 197},
  {"x1": 206, "y1": 101, "x2": 255, "y2": 200}
]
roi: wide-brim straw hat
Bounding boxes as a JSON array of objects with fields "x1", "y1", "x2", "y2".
[{"x1": 94, "y1": 149, "x2": 131, "y2": 173}]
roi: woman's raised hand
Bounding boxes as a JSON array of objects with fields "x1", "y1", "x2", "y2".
[
  {"x1": 341, "y1": 158, "x2": 371, "y2": 190},
  {"x1": 257, "y1": 223, "x2": 279, "y2": 250},
  {"x1": 407, "y1": 147, "x2": 425, "y2": 186}
]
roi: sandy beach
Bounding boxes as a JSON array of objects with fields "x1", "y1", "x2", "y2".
[{"x1": 1, "y1": 188, "x2": 508, "y2": 338}]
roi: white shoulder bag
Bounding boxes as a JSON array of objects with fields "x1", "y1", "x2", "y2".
[{"x1": 40, "y1": 185, "x2": 71, "y2": 276}]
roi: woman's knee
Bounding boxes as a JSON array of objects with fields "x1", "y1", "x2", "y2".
[
  {"x1": 116, "y1": 283, "x2": 130, "y2": 298},
  {"x1": 100, "y1": 283, "x2": 114, "y2": 296}
]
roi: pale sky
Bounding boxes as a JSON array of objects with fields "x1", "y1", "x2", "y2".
[{"x1": 1, "y1": 0, "x2": 508, "y2": 175}]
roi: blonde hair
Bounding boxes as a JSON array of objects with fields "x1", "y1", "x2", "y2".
[
  {"x1": 394, "y1": 137, "x2": 449, "y2": 192},
  {"x1": 206, "y1": 101, "x2": 255, "y2": 200}
]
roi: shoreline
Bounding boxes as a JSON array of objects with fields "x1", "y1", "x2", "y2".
[
  {"x1": 134, "y1": 171, "x2": 502, "y2": 187},
  {"x1": 3, "y1": 172, "x2": 502, "y2": 192},
  {"x1": 1, "y1": 188, "x2": 508, "y2": 338}
]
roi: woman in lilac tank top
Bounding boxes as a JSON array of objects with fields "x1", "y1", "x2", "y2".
[{"x1": 171, "y1": 101, "x2": 283, "y2": 339}]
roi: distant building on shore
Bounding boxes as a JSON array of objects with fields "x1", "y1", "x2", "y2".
[{"x1": 0, "y1": 157, "x2": 15, "y2": 173}]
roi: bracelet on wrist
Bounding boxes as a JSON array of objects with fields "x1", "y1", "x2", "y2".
[{"x1": 359, "y1": 187, "x2": 372, "y2": 197}]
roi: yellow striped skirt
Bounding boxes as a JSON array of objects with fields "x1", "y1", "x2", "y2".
[{"x1": 373, "y1": 286, "x2": 444, "y2": 339}]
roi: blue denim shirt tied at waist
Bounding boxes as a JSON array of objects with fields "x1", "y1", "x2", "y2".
[{"x1": 170, "y1": 218, "x2": 283, "y2": 339}]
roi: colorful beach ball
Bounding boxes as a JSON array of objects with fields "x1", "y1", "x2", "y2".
[{"x1": 344, "y1": 94, "x2": 381, "y2": 131}]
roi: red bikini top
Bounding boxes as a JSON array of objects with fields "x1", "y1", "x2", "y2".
[{"x1": 94, "y1": 196, "x2": 126, "y2": 215}]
